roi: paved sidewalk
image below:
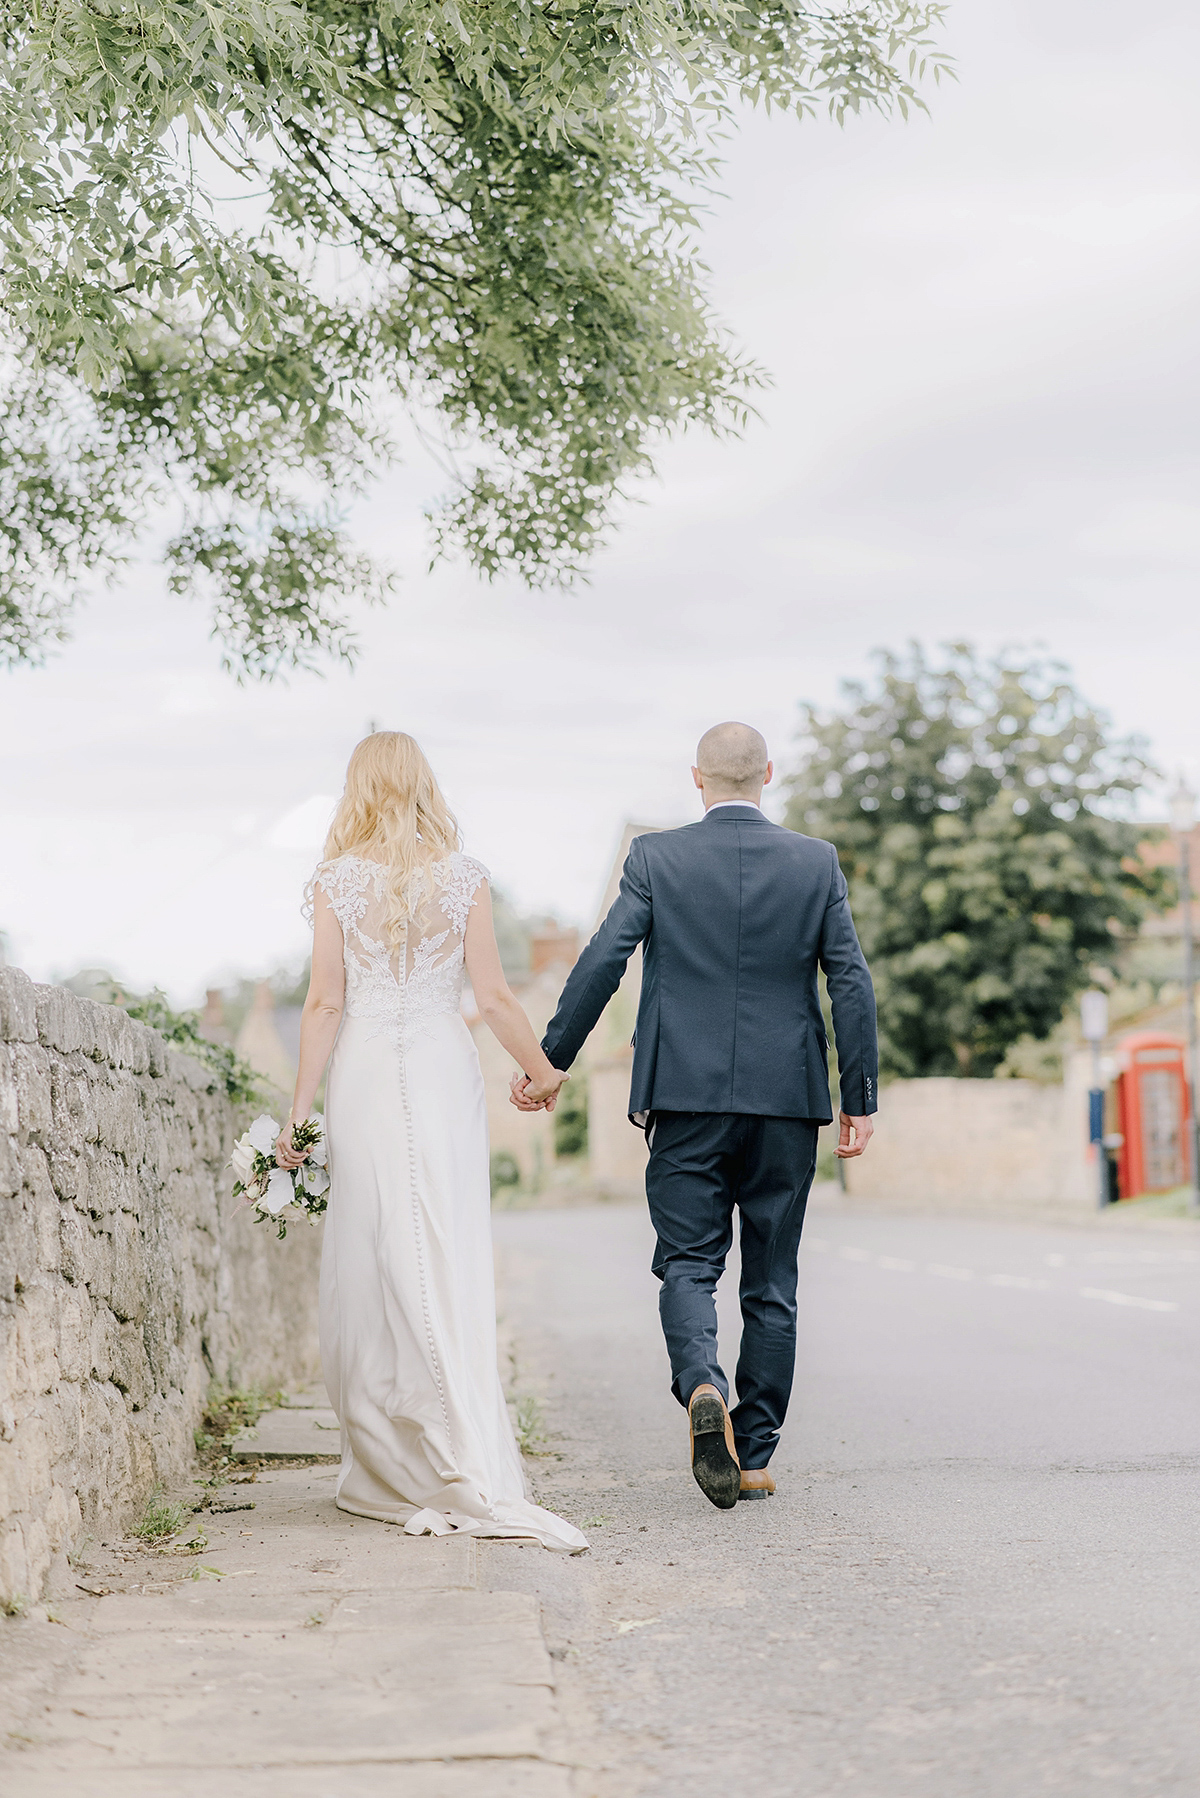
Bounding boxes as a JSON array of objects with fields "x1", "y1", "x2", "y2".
[{"x1": 1, "y1": 1410, "x2": 584, "y2": 1797}]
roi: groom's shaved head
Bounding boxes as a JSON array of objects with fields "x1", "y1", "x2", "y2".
[{"x1": 695, "y1": 722, "x2": 770, "y2": 796}]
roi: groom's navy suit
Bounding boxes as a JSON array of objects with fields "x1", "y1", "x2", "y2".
[{"x1": 542, "y1": 803, "x2": 878, "y2": 1468}]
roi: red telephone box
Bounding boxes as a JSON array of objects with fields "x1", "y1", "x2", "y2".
[{"x1": 1114, "y1": 1032, "x2": 1191, "y2": 1199}]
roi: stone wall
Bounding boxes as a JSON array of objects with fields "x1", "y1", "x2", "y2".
[
  {"x1": 842, "y1": 1057, "x2": 1095, "y2": 1215},
  {"x1": 0, "y1": 969, "x2": 322, "y2": 1608}
]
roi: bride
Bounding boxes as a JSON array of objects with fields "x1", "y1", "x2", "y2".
[{"x1": 274, "y1": 731, "x2": 587, "y2": 1553}]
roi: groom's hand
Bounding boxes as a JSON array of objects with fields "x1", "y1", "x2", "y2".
[
  {"x1": 834, "y1": 1111, "x2": 873, "y2": 1158},
  {"x1": 509, "y1": 1072, "x2": 541, "y2": 1112},
  {"x1": 510, "y1": 1071, "x2": 554, "y2": 1113},
  {"x1": 509, "y1": 1070, "x2": 567, "y2": 1113}
]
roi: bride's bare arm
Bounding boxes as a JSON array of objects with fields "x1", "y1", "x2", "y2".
[
  {"x1": 464, "y1": 884, "x2": 567, "y2": 1108},
  {"x1": 276, "y1": 887, "x2": 345, "y2": 1166}
]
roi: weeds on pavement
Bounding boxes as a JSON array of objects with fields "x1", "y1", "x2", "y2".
[
  {"x1": 191, "y1": 1383, "x2": 281, "y2": 1517},
  {"x1": 132, "y1": 1492, "x2": 189, "y2": 1542},
  {"x1": 514, "y1": 1393, "x2": 552, "y2": 1456}
]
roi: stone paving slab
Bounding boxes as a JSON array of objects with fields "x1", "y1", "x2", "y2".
[
  {"x1": 280, "y1": 1385, "x2": 333, "y2": 1408},
  {"x1": 232, "y1": 1406, "x2": 342, "y2": 1458},
  {"x1": 182, "y1": 1466, "x2": 479, "y2": 1592},
  {"x1": 0, "y1": 1458, "x2": 577, "y2": 1797},
  {"x1": 3, "y1": 1761, "x2": 573, "y2": 1798},
  {"x1": 27, "y1": 1590, "x2": 556, "y2": 1768}
]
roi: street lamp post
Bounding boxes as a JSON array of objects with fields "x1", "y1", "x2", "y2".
[
  {"x1": 1081, "y1": 988, "x2": 1110, "y2": 1211},
  {"x1": 1170, "y1": 778, "x2": 1200, "y2": 1216}
]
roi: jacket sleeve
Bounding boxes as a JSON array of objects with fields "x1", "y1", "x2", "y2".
[
  {"x1": 818, "y1": 846, "x2": 879, "y2": 1116},
  {"x1": 542, "y1": 837, "x2": 653, "y2": 1072}
]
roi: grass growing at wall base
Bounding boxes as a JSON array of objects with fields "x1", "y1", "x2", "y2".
[
  {"x1": 132, "y1": 1492, "x2": 189, "y2": 1542},
  {"x1": 1112, "y1": 1187, "x2": 1198, "y2": 1219},
  {"x1": 195, "y1": 1386, "x2": 283, "y2": 1467}
]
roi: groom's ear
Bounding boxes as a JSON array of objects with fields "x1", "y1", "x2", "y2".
[
  {"x1": 691, "y1": 766, "x2": 704, "y2": 790},
  {"x1": 763, "y1": 760, "x2": 774, "y2": 787}
]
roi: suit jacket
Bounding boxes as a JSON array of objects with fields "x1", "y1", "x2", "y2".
[{"x1": 541, "y1": 805, "x2": 878, "y2": 1123}]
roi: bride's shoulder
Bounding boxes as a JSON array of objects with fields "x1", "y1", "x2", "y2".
[
  {"x1": 313, "y1": 851, "x2": 382, "y2": 887},
  {"x1": 433, "y1": 851, "x2": 491, "y2": 932},
  {"x1": 440, "y1": 850, "x2": 490, "y2": 883},
  {"x1": 304, "y1": 853, "x2": 381, "y2": 923}
]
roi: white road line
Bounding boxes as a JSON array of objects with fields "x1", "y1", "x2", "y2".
[
  {"x1": 1079, "y1": 1287, "x2": 1179, "y2": 1313},
  {"x1": 806, "y1": 1244, "x2": 1185, "y2": 1313},
  {"x1": 1085, "y1": 1251, "x2": 1200, "y2": 1266}
]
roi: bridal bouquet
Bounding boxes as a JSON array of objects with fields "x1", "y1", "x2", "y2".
[{"x1": 229, "y1": 1114, "x2": 329, "y2": 1240}]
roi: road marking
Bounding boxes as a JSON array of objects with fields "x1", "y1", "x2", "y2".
[
  {"x1": 805, "y1": 1243, "x2": 1185, "y2": 1312},
  {"x1": 1079, "y1": 1287, "x2": 1179, "y2": 1313},
  {"x1": 1085, "y1": 1250, "x2": 1200, "y2": 1266}
]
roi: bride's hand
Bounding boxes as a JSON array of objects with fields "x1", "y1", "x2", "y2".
[
  {"x1": 275, "y1": 1120, "x2": 310, "y2": 1169},
  {"x1": 521, "y1": 1068, "x2": 569, "y2": 1111}
]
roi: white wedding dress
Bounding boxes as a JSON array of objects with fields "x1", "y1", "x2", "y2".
[{"x1": 309, "y1": 851, "x2": 586, "y2": 1553}]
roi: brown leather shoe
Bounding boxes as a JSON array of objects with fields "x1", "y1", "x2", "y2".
[
  {"x1": 688, "y1": 1384, "x2": 741, "y2": 1510},
  {"x1": 738, "y1": 1468, "x2": 776, "y2": 1501}
]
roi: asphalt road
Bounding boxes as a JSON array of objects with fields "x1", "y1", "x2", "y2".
[{"x1": 487, "y1": 1194, "x2": 1200, "y2": 1798}]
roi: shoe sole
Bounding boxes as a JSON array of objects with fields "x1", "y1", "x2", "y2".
[
  {"x1": 689, "y1": 1393, "x2": 741, "y2": 1510},
  {"x1": 737, "y1": 1488, "x2": 771, "y2": 1501}
]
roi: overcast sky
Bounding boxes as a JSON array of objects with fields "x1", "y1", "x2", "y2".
[{"x1": 3, "y1": 0, "x2": 1198, "y2": 1002}]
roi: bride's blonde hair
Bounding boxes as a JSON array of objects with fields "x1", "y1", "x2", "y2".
[{"x1": 323, "y1": 732, "x2": 460, "y2": 946}]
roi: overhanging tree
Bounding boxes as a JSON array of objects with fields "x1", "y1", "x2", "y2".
[
  {"x1": 783, "y1": 644, "x2": 1169, "y2": 1078},
  {"x1": 1, "y1": 1, "x2": 950, "y2": 676}
]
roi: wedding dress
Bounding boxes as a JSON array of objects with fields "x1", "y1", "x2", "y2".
[{"x1": 308, "y1": 851, "x2": 586, "y2": 1553}]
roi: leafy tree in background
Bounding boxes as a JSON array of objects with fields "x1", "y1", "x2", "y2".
[
  {"x1": 553, "y1": 1072, "x2": 589, "y2": 1159},
  {"x1": 1, "y1": 1, "x2": 950, "y2": 677},
  {"x1": 783, "y1": 644, "x2": 1169, "y2": 1078}
]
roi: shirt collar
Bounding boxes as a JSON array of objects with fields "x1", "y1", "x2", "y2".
[{"x1": 705, "y1": 799, "x2": 762, "y2": 814}]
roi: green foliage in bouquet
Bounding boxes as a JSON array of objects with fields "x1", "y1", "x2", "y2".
[{"x1": 0, "y1": 1, "x2": 951, "y2": 677}]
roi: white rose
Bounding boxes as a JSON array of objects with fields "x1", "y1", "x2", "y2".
[
  {"x1": 246, "y1": 1114, "x2": 281, "y2": 1155},
  {"x1": 262, "y1": 1168, "x2": 294, "y2": 1215},
  {"x1": 308, "y1": 1123, "x2": 328, "y2": 1168},
  {"x1": 229, "y1": 1135, "x2": 256, "y2": 1182}
]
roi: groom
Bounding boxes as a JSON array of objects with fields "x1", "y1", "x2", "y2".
[{"x1": 512, "y1": 723, "x2": 878, "y2": 1509}]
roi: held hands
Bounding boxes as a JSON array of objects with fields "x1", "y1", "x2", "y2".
[
  {"x1": 509, "y1": 1069, "x2": 569, "y2": 1114},
  {"x1": 834, "y1": 1111, "x2": 873, "y2": 1159}
]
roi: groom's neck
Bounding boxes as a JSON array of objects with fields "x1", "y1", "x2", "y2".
[{"x1": 700, "y1": 789, "x2": 764, "y2": 811}]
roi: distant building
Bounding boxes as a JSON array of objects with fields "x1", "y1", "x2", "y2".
[
  {"x1": 578, "y1": 824, "x2": 665, "y2": 1197},
  {"x1": 466, "y1": 920, "x2": 581, "y2": 1193},
  {"x1": 1136, "y1": 821, "x2": 1200, "y2": 947},
  {"x1": 235, "y1": 980, "x2": 298, "y2": 1100},
  {"x1": 467, "y1": 825, "x2": 667, "y2": 1200},
  {"x1": 198, "y1": 989, "x2": 233, "y2": 1045}
]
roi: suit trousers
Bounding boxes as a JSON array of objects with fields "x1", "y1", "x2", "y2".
[{"x1": 644, "y1": 1111, "x2": 819, "y2": 1470}]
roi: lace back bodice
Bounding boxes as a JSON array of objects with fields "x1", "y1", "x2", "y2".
[{"x1": 310, "y1": 852, "x2": 489, "y2": 1052}]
